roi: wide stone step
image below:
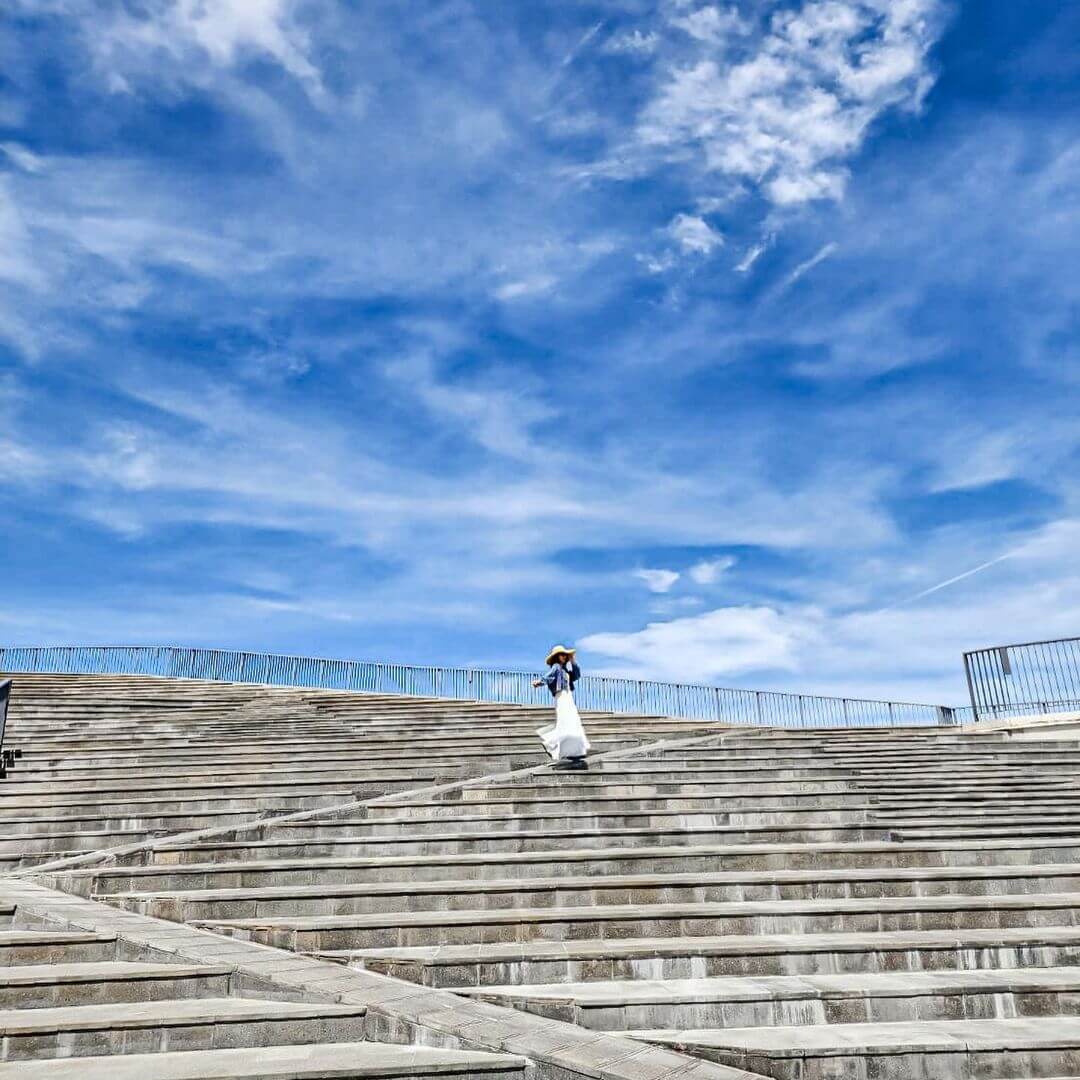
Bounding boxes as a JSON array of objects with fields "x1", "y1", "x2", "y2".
[
  {"x1": 336, "y1": 925, "x2": 1080, "y2": 987},
  {"x1": 354, "y1": 807, "x2": 878, "y2": 835},
  {"x1": 0, "y1": 1042, "x2": 528, "y2": 1078},
  {"x1": 898, "y1": 822, "x2": 1080, "y2": 841},
  {"x1": 2, "y1": 768, "x2": 454, "y2": 792},
  {"x1": 0, "y1": 962, "x2": 233, "y2": 1008},
  {"x1": 460, "y1": 779, "x2": 860, "y2": 798},
  {"x1": 192, "y1": 891, "x2": 1080, "y2": 951},
  {"x1": 637, "y1": 1017, "x2": 1080, "y2": 1080},
  {"x1": 0, "y1": 931, "x2": 117, "y2": 966},
  {"x1": 187, "y1": 822, "x2": 890, "y2": 859},
  {"x1": 0, "y1": 830, "x2": 164, "y2": 856},
  {"x1": 0, "y1": 997, "x2": 367, "y2": 1060},
  {"x1": 98, "y1": 862, "x2": 1080, "y2": 921},
  {"x1": 16, "y1": 760, "x2": 507, "y2": 784},
  {"x1": 128, "y1": 835, "x2": 1080, "y2": 876},
  {"x1": 367, "y1": 792, "x2": 884, "y2": 814},
  {"x1": 0, "y1": 782, "x2": 375, "y2": 806},
  {"x1": 664, "y1": 747, "x2": 1080, "y2": 763},
  {"x1": 467, "y1": 966, "x2": 1080, "y2": 1030}
]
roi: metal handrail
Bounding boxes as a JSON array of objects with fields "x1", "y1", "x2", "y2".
[
  {"x1": 964, "y1": 636, "x2": 1080, "y2": 722},
  {"x1": 0, "y1": 679, "x2": 12, "y2": 776},
  {"x1": 0, "y1": 644, "x2": 954, "y2": 728}
]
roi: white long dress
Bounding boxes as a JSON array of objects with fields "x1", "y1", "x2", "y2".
[{"x1": 537, "y1": 680, "x2": 590, "y2": 761}]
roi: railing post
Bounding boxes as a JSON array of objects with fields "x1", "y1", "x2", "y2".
[{"x1": 962, "y1": 650, "x2": 980, "y2": 723}]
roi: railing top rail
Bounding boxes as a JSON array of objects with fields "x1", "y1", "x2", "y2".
[
  {"x1": 0, "y1": 643, "x2": 946, "y2": 712},
  {"x1": 964, "y1": 635, "x2": 1080, "y2": 656}
]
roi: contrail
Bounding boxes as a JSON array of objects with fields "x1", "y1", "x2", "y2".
[
  {"x1": 562, "y1": 21, "x2": 604, "y2": 66},
  {"x1": 783, "y1": 241, "x2": 838, "y2": 288},
  {"x1": 886, "y1": 553, "x2": 1015, "y2": 610}
]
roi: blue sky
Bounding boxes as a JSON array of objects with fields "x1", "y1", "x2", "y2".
[{"x1": 1, "y1": 0, "x2": 1078, "y2": 705}]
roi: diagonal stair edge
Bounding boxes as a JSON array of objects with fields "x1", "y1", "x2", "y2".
[{"x1": 0, "y1": 878, "x2": 768, "y2": 1080}]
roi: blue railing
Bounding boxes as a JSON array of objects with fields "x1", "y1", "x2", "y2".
[{"x1": 0, "y1": 645, "x2": 956, "y2": 728}]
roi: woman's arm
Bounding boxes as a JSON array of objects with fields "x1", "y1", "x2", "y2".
[{"x1": 533, "y1": 666, "x2": 560, "y2": 693}]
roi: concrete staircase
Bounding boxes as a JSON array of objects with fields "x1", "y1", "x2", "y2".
[
  {"x1": 1, "y1": 672, "x2": 734, "y2": 1080},
  {"x1": 8, "y1": 672, "x2": 1080, "y2": 1077},
  {"x1": 1, "y1": 673, "x2": 705, "y2": 872}
]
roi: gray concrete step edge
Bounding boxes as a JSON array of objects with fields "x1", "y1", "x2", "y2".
[{"x1": 0, "y1": 1043, "x2": 527, "y2": 1079}]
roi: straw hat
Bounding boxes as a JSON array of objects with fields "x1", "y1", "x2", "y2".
[{"x1": 545, "y1": 644, "x2": 577, "y2": 666}]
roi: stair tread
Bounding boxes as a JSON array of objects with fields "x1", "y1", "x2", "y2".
[
  {"x1": 0, "y1": 931, "x2": 115, "y2": 945},
  {"x1": 0, "y1": 997, "x2": 365, "y2": 1034},
  {"x1": 463, "y1": 966, "x2": 1080, "y2": 1005},
  {"x1": 96, "y1": 860, "x2": 1080, "y2": 902},
  {"x1": 330, "y1": 924, "x2": 1080, "y2": 964},
  {"x1": 0, "y1": 1043, "x2": 525, "y2": 1077},
  {"x1": 194, "y1": 889, "x2": 1080, "y2": 930},
  {"x1": 69, "y1": 835, "x2": 1080, "y2": 881},
  {"x1": 0, "y1": 961, "x2": 233, "y2": 986},
  {"x1": 636, "y1": 1016, "x2": 1080, "y2": 1053}
]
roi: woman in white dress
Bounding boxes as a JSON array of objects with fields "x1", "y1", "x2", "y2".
[{"x1": 533, "y1": 645, "x2": 590, "y2": 770}]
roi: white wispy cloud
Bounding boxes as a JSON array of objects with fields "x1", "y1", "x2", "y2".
[
  {"x1": 668, "y1": 212, "x2": 724, "y2": 255},
  {"x1": 603, "y1": 30, "x2": 659, "y2": 56},
  {"x1": 735, "y1": 241, "x2": 768, "y2": 273},
  {"x1": 634, "y1": 0, "x2": 945, "y2": 206},
  {"x1": 1, "y1": 143, "x2": 44, "y2": 173},
  {"x1": 781, "y1": 240, "x2": 839, "y2": 290},
  {"x1": 671, "y1": 5, "x2": 749, "y2": 45},
  {"x1": 46, "y1": 0, "x2": 325, "y2": 97},
  {"x1": 583, "y1": 605, "x2": 811, "y2": 681},
  {"x1": 633, "y1": 568, "x2": 681, "y2": 593},
  {"x1": 689, "y1": 555, "x2": 736, "y2": 584}
]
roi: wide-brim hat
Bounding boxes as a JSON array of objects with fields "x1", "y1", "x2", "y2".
[{"x1": 545, "y1": 644, "x2": 577, "y2": 666}]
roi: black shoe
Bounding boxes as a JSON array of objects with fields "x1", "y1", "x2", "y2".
[{"x1": 553, "y1": 757, "x2": 588, "y2": 770}]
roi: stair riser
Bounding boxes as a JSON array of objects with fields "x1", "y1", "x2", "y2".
[
  {"x1": 0, "y1": 942, "x2": 117, "y2": 967},
  {"x1": 214, "y1": 906, "x2": 1080, "y2": 951},
  {"x1": 0, "y1": 1014, "x2": 368, "y2": 1061},
  {"x1": 366, "y1": 794, "x2": 886, "y2": 815},
  {"x1": 0, "y1": 973, "x2": 231, "y2": 1009},
  {"x1": 357, "y1": 810, "x2": 876, "y2": 835},
  {"x1": 21, "y1": 755, "x2": 514, "y2": 776},
  {"x1": 139, "y1": 839, "x2": 1080, "y2": 870},
  {"x1": 513, "y1": 985, "x2": 1080, "y2": 1030},
  {"x1": 156, "y1": 828, "x2": 890, "y2": 860},
  {"x1": 0, "y1": 833, "x2": 160, "y2": 854},
  {"x1": 455, "y1": 782, "x2": 860, "y2": 799},
  {"x1": 3, "y1": 771, "x2": 453, "y2": 793},
  {"x1": 707, "y1": 1045, "x2": 1080, "y2": 1080},
  {"x1": 113, "y1": 872, "x2": 1080, "y2": 921},
  {"x1": 368, "y1": 942, "x2": 1080, "y2": 987},
  {"x1": 0, "y1": 811, "x2": 275, "y2": 835},
  {"x1": 0, "y1": 787, "x2": 375, "y2": 809}
]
